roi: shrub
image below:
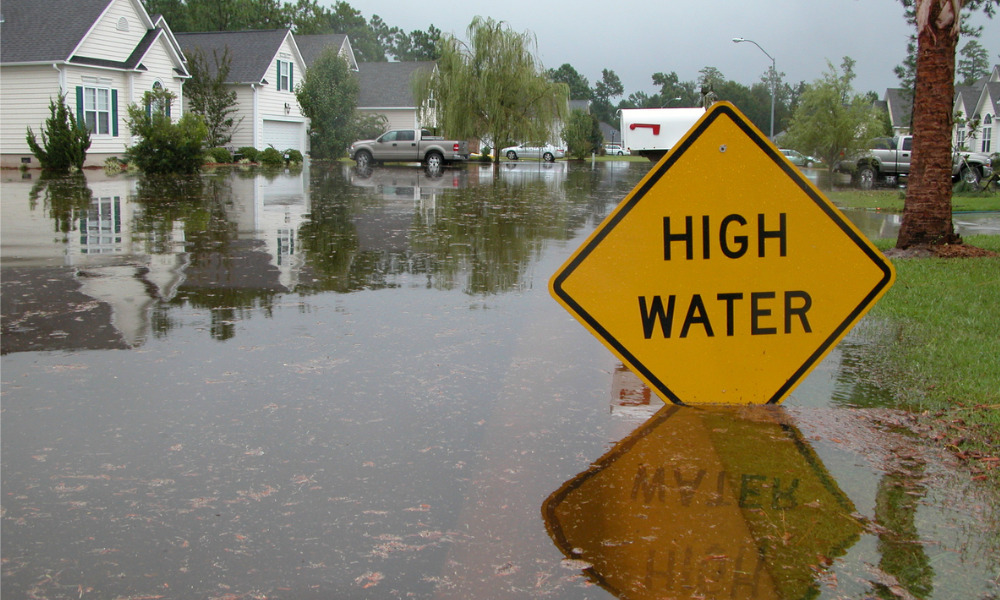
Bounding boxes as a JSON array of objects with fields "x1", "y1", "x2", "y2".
[
  {"x1": 284, "y1": 149, "x2": 303, "y2": 164},
  {"x1": 259, "y1": 147, "x2": 284, "y2": 165},
  {"x1": 125, "y1": 89, "x2": 207, "y2": 174},
  {"x1": 237, "y1": 146, "x2": 259, "y2": 162},
  {"x1": 26, "y1": 94, "x2": 91, "y2": 171},
  {"x1": 207, "y1": 147, "x2": 232, "y2": 164}
]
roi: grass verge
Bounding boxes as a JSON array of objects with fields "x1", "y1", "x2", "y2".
[
  {"x1": 828, "y1": 189, "x2": 1000, "y2": 212},
  {"x1": 864, "y1": 235, "x2": 1000, "y2": 480}
]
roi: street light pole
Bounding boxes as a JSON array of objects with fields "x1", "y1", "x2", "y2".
[{"x1": 732, "y1": 37, "x2": 775, "y2": 140}]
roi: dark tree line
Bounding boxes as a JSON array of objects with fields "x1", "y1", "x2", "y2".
[{"x1": 548, "y1": 62, "x2": 805, "y2": 138}]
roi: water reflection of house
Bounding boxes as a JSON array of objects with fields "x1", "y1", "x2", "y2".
[
  {"x1": 1, "y1": 173, "x2": 187, "y2": 350},
  {"x1": 227, "y1": 168, "x2": 311, "y2": 291}
]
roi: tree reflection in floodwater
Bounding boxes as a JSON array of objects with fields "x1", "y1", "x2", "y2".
[{"x1": 874, "y1": 454, "x2": 933, "y2": 599}]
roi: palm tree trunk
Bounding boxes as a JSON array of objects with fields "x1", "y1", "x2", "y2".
[{"x1": 896, "y1": 0, "x2": 963, "y2": 249}]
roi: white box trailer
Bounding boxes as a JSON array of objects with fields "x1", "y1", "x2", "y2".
[{"x1": 619, "y1": 107, "x2": 705, "y2": 161}]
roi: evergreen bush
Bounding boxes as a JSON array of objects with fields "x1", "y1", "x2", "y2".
[
  {"x1": 259, "y1": 147, "x2": 284, "y2": 165},
  {"x1": 26, "y1": 94, "x2": 92, "y2": 171},
  {"x1": 207, "y1": 147, "x2": 232, "y2": 163},
  {"x1": 238, "y1": 146, "x2": 259, "y2": 162}
]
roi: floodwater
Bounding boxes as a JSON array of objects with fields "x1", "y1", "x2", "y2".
[{"x1": 2, "y1": 162, "x2": 997, "y2": 599}]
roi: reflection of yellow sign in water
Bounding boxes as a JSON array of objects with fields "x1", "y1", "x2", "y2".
[
  {"x1": 543, "y1": 406, "x2": 862, "y2": 599},
  {"x1": 550, "y1": 102, "x2": 895, "y2": 404}
]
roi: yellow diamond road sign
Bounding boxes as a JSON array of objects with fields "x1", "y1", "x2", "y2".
[{"x1": 550, "y1": 102, "x2": 895, "y2": 405}]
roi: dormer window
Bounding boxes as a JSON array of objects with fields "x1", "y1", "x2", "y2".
[
  {"x1": 117, "y1": 17, "x2": 129, "y2": 31},
  {"x1": 277, "y1": 60, "x2": 293, "y2": 91}
]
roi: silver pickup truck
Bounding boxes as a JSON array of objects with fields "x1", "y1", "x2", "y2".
[
  {"x1": 349, "y1": 129, "x2": 469, "y2": 169},
  {"x1": 837, "y1": 135, "x2": 993, "y2": 189}
]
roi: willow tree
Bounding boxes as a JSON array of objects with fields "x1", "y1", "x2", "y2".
[
  {"x1": 414, "y1": 17, "x2": 568, "y2": 163},
  {"x1": 896, "y1": 0, "x2": 997, "y2": 248}
]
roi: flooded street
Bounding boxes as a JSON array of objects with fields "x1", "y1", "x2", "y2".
[{"x1": 2, "y1": 162, "x2": 998, "y2": 599}]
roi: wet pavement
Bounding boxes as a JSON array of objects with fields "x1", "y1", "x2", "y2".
[{"x1": 2, "y1": 162, "x2": 998, "y2": 599}]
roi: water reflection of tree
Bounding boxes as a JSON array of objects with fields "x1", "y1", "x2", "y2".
[
  {"x1": 874, "y1": 457, "x2": 933, "y2": 599},
  {"x1": 28, "y1": 171, "x2": 94, "y2": 236},
  {"x1": 414, "y1": 178, "x2": 564, "y2": 294},
  {"x1": 833, "y1": 323, "x2": 934, "y2": 597},
  {"x1": 298, "y1": 164, "x2": 621, "y2": 295},
  {"x1": 296, "y1": 166, "x2": 362, "y2": 293}
]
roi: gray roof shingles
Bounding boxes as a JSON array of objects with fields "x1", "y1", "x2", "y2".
[
  {"x1": 175, "y1": 29, "x2": 291, "y2": 84},
  {"x1": 357, "y1": 61, "x2": 435, "y2": 108},
  {"x1": 1, "y1": 0, "x2": 115, "y2": 63},
  {"x1": 884, "y1": 88, "x2": 913, "y2": 129},
  {"x1": 295, "y1": 34, "x2": 347, "y2": 68}
]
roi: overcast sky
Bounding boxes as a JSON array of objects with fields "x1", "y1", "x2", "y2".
[{"x1": 347, "y1": 0, "x2": 998, "y2": 100}]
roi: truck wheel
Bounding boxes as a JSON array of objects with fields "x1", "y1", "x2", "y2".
[
  {"x1": 960, "y1": 165, "x2": 981, "y2": 188},
  {"x1": 855, "y1": 165, "x2": 876, "y2": 190},
  {"x1": 424, "y1": 151, "x2": 444, "y2": 170},
  {"x1": 355, "y1": 150, "x2": 372, "y2": 169},
  {"x1": 506, "y1": 150, "x2": 518, "y2": 160},
  {"x1": 543, "y1": 152, "x2": 555, "y2": 162}
]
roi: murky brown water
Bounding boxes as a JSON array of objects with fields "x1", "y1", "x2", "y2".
[{"x1": 2, "y1": 162, "x2": 997, "y2": 599}]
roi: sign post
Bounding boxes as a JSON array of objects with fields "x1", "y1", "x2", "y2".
[{"x1": 550, "y1": 102, "x2": 894, "y2": 405}]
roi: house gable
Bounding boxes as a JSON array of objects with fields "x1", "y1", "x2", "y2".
[
  {"x1": 175, "y1": 29, "x2": 300, "y2": 85},
  {"x1": 72, "y1": 0, "x2": 154, "y2": 65},
  {"x1": 295, "y1": 34, "x2": 359, "y2": 72},
  {"x1": 883, "y1": 88, "x2": 913, "y2": 135}
]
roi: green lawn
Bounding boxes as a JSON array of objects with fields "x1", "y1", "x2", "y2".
[
  {"x1": 861, "y1": 234, "x2": 1000, "y2": 474},
  {"x1": 828, "y1": 189, "x2": 1000, "y2": 212},
  {"x1": 826, "y1": 188, "x2": 998, "y2": 472}
]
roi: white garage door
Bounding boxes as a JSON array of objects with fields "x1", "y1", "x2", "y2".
[{"x1": 262, "y1": 120, "x2": 304, "y2": 152}]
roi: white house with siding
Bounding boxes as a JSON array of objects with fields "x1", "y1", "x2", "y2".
[
  {"x1": 175, "y1": 29, "x2": 308, "y2": 153},
  {"x1": 0, "y1": 0, "x2": 189, "y2": 168},
  {"x1": 953, "y1": 64, "x2": 999, "y2": 154}
]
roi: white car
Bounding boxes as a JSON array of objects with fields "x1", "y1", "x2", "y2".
[
  {"x1": 780, "y1": 148, "x2": 817, "y2": 167},
  {"x1": 502, "y1": 143, "x2": 565, "y2": 162},
  {"x1": 604, "y1": 144, "x2": 630, "y2": 156}
]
